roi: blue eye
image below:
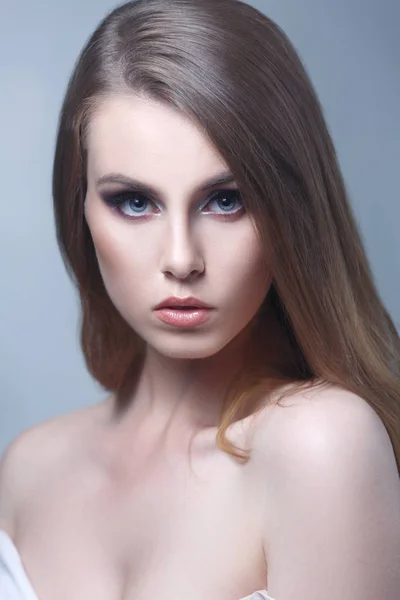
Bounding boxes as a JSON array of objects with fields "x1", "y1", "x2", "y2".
[
  {"x1": 101, "y1": 189, "x2": 244, "y2": 219},
  {"x1": 204, "y1": 190, "x2": 243, "y2": 214},
  {"x1": 120, "y1": 194, "x2": 150, "y2": 215},
  {"x1": 103, "y1": 192, "x2": 155, "y2": 217}
]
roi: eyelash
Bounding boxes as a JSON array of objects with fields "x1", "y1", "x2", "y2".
[{"x1": 101, "y1": 189, "x2": 245, "y2": 221}]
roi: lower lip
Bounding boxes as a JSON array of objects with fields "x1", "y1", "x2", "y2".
[{"x1": 154, "y1": 308, "x2": 213, "y2": 327}]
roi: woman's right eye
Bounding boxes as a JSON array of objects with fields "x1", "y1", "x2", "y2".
[{"x1": 103, "y1": 192, "x2": 157, "y2": 219}]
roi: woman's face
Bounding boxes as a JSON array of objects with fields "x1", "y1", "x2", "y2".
[{"x1": 84, "y1": 94, "x2": 271, "y2": 360}]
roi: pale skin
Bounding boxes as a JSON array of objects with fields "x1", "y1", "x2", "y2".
[{"x1": 0, "y1": 94, "x2": 400, "y2": 600}]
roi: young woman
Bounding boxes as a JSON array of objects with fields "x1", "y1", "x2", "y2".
[{"x1": 1, "y1": 1, "x2": 399, "y2": 599}]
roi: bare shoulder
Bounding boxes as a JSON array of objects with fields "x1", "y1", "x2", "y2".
[
  {"x1": 251, "y1": 381, "x2": 398, "y2": 476},
  {"x1": 251, "y1": 379, "x2": 400, "y2": 544},
  {"x1": 249, "y1": 385, "x2": 400, "y2": 596},
  {"x1": 0, "y1": 397, "x2": 111, "y2": 537}
]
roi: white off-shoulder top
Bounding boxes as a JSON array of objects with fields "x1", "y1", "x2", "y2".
[{"x1": 0, "y1": 531, "x2": 274, "y2": 600}]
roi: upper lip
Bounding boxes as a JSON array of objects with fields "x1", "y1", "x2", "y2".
[{"x1": 154, "y1": 296, "x2": 213, "y2": 310}]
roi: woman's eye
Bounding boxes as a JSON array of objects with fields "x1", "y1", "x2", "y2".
[
  {"x1": 103, "y1": 189, "x2": 244, "y2": 219},
  {"x1": 203, "y1": 190, "x2": 243, "y2": 215},
  {"x1": 105, "y1": 192, "x2": 156, "y2": 217}
]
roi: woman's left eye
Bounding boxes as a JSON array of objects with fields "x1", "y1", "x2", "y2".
[
  {"x1": 203, "y1": 190, "x2": 244, "y2": 215},
  {"x1": 103, "y1": 189, "x2": 244, "y2": 219}
]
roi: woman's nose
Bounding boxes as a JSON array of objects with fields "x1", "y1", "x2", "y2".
[{"x1": 160, "y1": 221, "x2": 205, "y2": 281}]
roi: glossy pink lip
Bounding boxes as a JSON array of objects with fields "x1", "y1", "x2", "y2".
[
  {"x1": 154, "y1": 307, "x2": 213, "y2": 328},
  {"x1": 154, "y1": 296, "x2": 213, "y2": 310}
]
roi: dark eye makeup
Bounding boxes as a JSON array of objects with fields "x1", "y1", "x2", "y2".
[{"x1": 99, "y1": 188, "x2": 245, "y2": 220}]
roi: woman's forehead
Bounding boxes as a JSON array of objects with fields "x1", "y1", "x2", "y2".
[{"x1": 86, "y1": 95, "x2": 230, "y2": 189}]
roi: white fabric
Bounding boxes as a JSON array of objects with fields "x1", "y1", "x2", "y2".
[
  {"x1": 240, "y1": 592, "x2": 274, "y2": 600},
  {"x1": 0, "y1": 531, "x2": 38, "y2": 600},
  {"x1": 0, "y1": 530, "x2": 274, "y2": 600}
]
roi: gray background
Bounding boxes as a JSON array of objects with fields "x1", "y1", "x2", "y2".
[{"x1": 0, "y1": 0, "x2": 399, "y2": 455}]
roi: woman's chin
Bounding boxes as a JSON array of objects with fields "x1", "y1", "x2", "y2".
[{"x1": 144, "y1": 337, "x2": 231, "y2": 361}]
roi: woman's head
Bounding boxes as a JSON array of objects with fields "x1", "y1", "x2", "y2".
[
  {"x1": 53, "y1": 0, "x2": 400, "y2": 468},
  {"x1": 84, "y1": 93, "x2": 272, "y2": 361}
]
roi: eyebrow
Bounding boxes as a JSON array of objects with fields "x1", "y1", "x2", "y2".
[{"x1": 96, "y1": 171, "x2": 236, "y2": 196}]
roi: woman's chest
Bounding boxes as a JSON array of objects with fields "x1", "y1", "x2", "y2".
[{"x1": 16, "y1": 443, "x2": 268, "y2": 600}]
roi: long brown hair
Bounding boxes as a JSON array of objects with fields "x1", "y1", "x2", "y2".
[{"x1": 52, "y1": 0, "x2": 400, "y2": 472}]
